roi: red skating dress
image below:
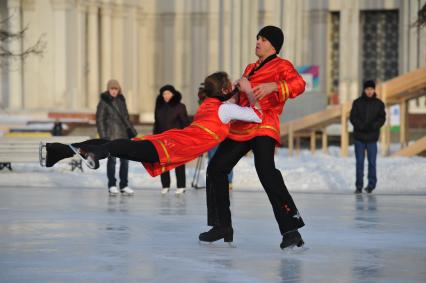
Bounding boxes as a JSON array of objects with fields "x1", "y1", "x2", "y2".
[{"x1": 133, "y1": 98, "x2": 230, "y2": 177}]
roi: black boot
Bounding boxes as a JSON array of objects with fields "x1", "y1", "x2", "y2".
[
  {"x1": 354, "y1": 187, "x2": 362, "y2": 194},
  {"x1": 46, "y1": 143, "x2": 74, "y2": 167},
  {"x1": 364, "y1": 186, "x2": 374, "y2": 193},
  {"x1": 199, "y1": 226, "x2": 234, "y2": 243},
  {"x1": 280, "y1": 230, "x2": 304, "y2": 249}
]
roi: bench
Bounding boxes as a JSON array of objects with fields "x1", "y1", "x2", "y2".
[{"x1": 0, "y1": 136, "x2": 90, "y2": 171}]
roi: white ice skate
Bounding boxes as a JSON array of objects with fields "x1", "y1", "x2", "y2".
[
  {"x1": 120, "y1": 187, "x2": 134, "y2": 195},
  {"x1": 39, "y1": 142, "x2": 46, "y2": 167},
  {"x1": 68, "y1": 144, "x2": 98, "y2": 169},
  {"x1": 109, "y1": 186, "x2": 120, "y2": 196}
]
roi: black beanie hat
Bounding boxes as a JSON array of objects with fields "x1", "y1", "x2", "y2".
[
  {"x1": 257, "y1": 26, "x2": 284, "y2": 54},
  {"x1": 363, "y1": 80, "x2": 376, "y2": 89}
]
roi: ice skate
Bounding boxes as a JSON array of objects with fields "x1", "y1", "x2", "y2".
[
  {"x1": 120, "y1": 186, "x2": 134, "y2": 195},
  {"x1": 108, "y1": 186, "x2": 119, "y2": 196},
  {"x1": 69, "y1": 144, "x2": 108, "y2": 170},
  {"x1": 199, "y1": 226, "x2": 234, "y2": 243},
  {"x1": 280, "y1": 230, "x2": 305, "y2": 250},
  {"x1": 68, "y1": 145, "x2": 99, "y2": 169},
  {"x1": 40, "y1": 142, "x2": 74, "y2": 167},
  {"x1": 364, "y1": 186, "x2": 374, "y2": 193}
]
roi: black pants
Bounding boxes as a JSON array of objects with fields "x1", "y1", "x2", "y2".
[
  {"x1": 206, "y1": 136, "x2": 305, "y2": 235},
  {"x1": 107, "y1": 157, "x2": 129, "y2": 189},
  {"x1": 73, "y1": 139, "x2": 159, "y2": 189},
  {"x1": 161, "y1": 165, "x2": 186, "y2": 188},
  {"x1": 72, "y1": 138, "x2": 159, "y2": 163}
]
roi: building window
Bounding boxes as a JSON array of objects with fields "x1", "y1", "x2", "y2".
[
  {"x1": 361, "y1": 10, "x2": 399, "y2": 83},
  {"x1": 329, "y1": 12, "x2": 340, "y2": 103}
]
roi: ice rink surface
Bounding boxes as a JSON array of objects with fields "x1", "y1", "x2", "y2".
[{"x1": 0, "y1": 186, "x2": 425, "y2": 283}]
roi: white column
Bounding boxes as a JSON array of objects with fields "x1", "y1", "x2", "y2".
[
  {"x1": 207, "y1": 0, "x2": 220, "y2": 73},
  {"x1": 51, "y1": 0, "x2": 71, "y2": 108},
  {"x1": 249, "y1": 0, "x2": 259, "y2": 63},
  {"x1": 111, "y1": 4, "x2": 125, "y2": 83},
  {"x1": 338, "y1": 1, "x2": 360, "y2": 103},
  {"x1": 181, "y1": 0, "x2": 192, "y2": 108},
  {"x1": 162, "y1": 13, "x2": 174, "y2": 83},
  {"x1": 260, "y1": 0, "x2": 279, "y2": 28},
  {"x1": 174, "y1": 0, "x2": 185, "y2": 94},
  {"x1": 240, "y1": 0, "x2": 251, "y2": 65},
  {"x1": 101, "y1": 3, "x2": 112, "y2": 87},
  {"x1": 21, "y1": 0, "x2": 37, "y2": 109},
  {"x1": 127, "y1": 6, "x2": 141, "y2": 113},
  {"x1": 281, "y1": 0, "x2": 296, "y2": 62},
  {"x1": 87, "y1": 2, "x2": 100, "y2": 109},
  {"x1": 73, "y1": 2, "x2": 86, "y2": 109},
  {"x1": 7, "y1": 0, "x2": 23, "y2": 109},
  {"x1": 138, "y1": 12, "x2": 156, "y2": 122},
  {"x1": 230, "y1": 0, "x2": 242, "y2": 78},
  {"x1": 222, "y1": 0, "x2": 232, "y2": 77}
]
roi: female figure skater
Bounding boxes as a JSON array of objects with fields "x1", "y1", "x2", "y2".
[{"x1": 42, "y1": 72, "x2": 262, "y2": 181}]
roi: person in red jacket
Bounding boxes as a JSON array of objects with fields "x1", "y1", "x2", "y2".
[
  {"x1": 42, "y1": 72, "x2": 263, "y2": 181},
  {"x1": 199, "y1": 26, "x2": 306, "y2": 250}
]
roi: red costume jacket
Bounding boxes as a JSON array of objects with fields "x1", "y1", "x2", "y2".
[
  {"x1": 134, "y1": 98, "x2": 230, "y2": 177},
  {"x1": 228, "y1": 56, "x2": 305, "y2": 143}
]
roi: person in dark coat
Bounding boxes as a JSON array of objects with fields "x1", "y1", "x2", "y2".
[
  {"x1": 154, "y1": 85, "x2": 190, "y2": 195},
  {"x1": 51, "y1": 121, "x2": 63, "y2": 136},
  {"x1": 96, "y1": 79, "x2": 136, "y2": 195},
  {"x1": 350, "y1": 80, "x2": 386, "y2": 194}
]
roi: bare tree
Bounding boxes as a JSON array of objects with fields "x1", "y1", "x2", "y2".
[
  {"x1": 412, "y1": 3, "x2": 426, "y2": 29},
  {"x1": 0, "y1": 17, "x2": 46, "y2": 60}
]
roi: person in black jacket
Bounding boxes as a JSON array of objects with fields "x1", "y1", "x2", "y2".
[
  {"x1": 154, "y1": 85, "x2": 190, "y2": 195},
  {"x1": 96, "y1": 79, "x2": 136, "y2": 196},
  {"x1": 350, "y1": 80, "x2": 386, "y2": 194}
]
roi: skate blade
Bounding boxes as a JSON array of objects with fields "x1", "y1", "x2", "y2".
[
  {"x1": 69, "y1": 145, "x2": 96, "y2": 169},
  {"x1": 281, "y1": 244, "x2": 309, "y2": 254},
  {"x1": 198, "y1": 241, "x2": 237, "y2": 248},
  {"x1": 39, "y1": 142, "x2": 46, "y2": 167}
]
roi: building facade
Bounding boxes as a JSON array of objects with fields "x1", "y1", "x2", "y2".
[{"x1": 0, "y1": 0, "x2": 425, "y2": 121}]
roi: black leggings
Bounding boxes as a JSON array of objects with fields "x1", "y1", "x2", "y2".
[
  {"x1": 206, "y1": 136, "x2": 305, "y2": 235},
  {"x1": 72, "y1": 139, "x2": 159, "y2": 163}
]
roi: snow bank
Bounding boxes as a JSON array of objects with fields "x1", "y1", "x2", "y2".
[{"x1": 1, "y1": 146, "x2": 425, "y2": 193}]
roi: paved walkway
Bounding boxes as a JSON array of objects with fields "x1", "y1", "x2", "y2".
[{"x1": 0, "y1": 186, "x2": 425, "y2": 283}]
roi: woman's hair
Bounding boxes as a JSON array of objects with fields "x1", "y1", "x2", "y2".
[
  {"x1": 159, "y1": 84, "x2": 176, "y2": 96},
  {"x1": 198, "y1": 72, "x2": 231, "y2": 103}
]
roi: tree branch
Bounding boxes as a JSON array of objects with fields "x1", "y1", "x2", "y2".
[{"x1": 0, "y1": 17, "x2": 46, "y2": 60}]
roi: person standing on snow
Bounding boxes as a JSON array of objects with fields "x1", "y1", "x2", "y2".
[
  {"x1": 153, "y1": 85, "x2": 190, "y2": 195},
  {"x1": 350, "y1": 80, "x2": 386, "y2": 194},
  {"x1": 96, "y1": 79, "x2": 136, "y2": 196}
]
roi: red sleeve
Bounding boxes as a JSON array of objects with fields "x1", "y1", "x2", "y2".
[
  {"x1": 237, "y1": 64, "x2": 256, "y2": 107},
  {"x1": 276, "y1": 60, "x2": 306, "y2": 103}
]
